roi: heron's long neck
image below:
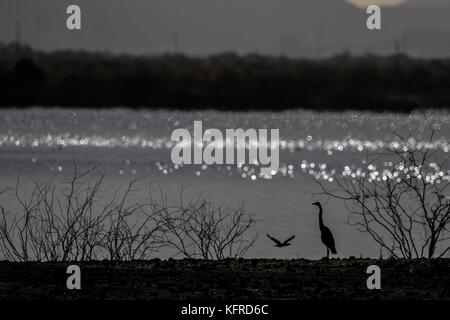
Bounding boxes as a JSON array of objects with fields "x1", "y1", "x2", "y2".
[{"x1": 318, "y1": 204, "x2": 325, "y2": 229}]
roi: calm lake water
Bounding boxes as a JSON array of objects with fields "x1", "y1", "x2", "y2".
[{"x1": 1, "y1": 108, "x2": 449, "y2": 259}]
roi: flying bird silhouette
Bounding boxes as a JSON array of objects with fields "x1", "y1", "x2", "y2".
[
  {"x1": 312, "y1": 202, "x2": 337, "y2": 258},
  {"x1": 266, "y1": 234, "x2": 295, "y2": 247}
]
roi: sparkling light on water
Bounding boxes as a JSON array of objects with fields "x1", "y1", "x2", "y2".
[{"x1": 2, "y1": 109, "x2": 450, "y2": 182}]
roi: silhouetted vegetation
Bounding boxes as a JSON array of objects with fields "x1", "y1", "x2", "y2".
[
  {"x1": 316, "y1": 131, "x2": 450, "y2": 259},
  {"x1": 0, "y1": 159, "x2": 256, "y2": 262},
  {"x1": 1, "y1": 43, "x2": 450, "y2": 111}
]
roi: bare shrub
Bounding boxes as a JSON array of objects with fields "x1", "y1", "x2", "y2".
[
  {"x1": 0, "y1": 161, "x2": 161, "y2": 262},
  {"x1": 101, "y1": 179, "x2": 161, "y2": 261},
  {"x1": 150, "y1": 188, "x2": 256, "y2": 260},
  {"x1": 316, "y1": 131, "x2": 450, "y2": 259},
  {"x1": 0, "y1": 163, "x2": 256, "y2": 261}
]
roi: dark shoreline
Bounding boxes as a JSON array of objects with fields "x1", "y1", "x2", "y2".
[
  {"x1": 1, "y1": 258, "x2": 449, "y2": 300},
  {"x1": 2, "y1": 44, "x2": 450, "y2": 112}
]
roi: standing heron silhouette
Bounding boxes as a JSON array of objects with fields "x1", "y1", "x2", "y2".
[{"x1": 312, "y1": 202, "x2": 337, "y2": 258}]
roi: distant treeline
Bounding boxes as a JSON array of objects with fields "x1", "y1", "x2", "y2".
[{"x1": 1, "y1": 43, "x2": 450, "y2": 111}]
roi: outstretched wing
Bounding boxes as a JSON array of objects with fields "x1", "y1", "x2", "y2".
[
  {"x1": 282, "y1": 235, "x2": 295, "y2": 245},
  {"x1": 266, "y1": 234, "x2": 282, "y2": 246}
]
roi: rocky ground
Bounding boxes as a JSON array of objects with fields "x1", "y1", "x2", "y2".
[{"x1": 1, "y1": 258, "x2": 449, "y2": 300}]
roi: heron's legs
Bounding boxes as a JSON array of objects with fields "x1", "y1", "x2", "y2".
[{"x1": 326, "y1": 248, "x2": 329, "y2": 259}]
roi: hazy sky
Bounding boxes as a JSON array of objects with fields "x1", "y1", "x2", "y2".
[
  {"x1": 1, "y1": 0, "x2": 449, "y2": 57},
  {"x1": 347, "y1": 0, "x2": 406, "y2": 7}
]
